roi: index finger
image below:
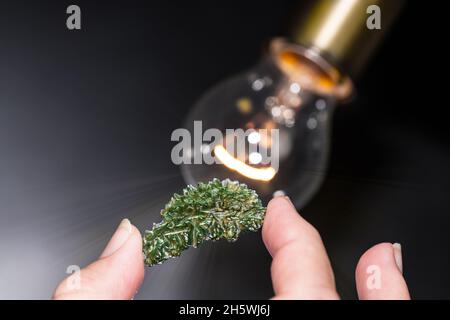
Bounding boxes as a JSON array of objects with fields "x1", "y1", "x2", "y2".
[{"x1": 262, "y1": 196, "x2": 338, "y2": 299}]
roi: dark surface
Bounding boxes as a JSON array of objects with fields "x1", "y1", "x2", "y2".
[{"x1": 0, "y1": 1, "x2": 449, "y2": 299}]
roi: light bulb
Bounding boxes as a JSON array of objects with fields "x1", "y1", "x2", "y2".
[
  {"x1": 181, "y1": 39, "x2": 352, "y2": 208},
  {"x1": 180, "y1": 0, "x2": 405, "y2": 208}
]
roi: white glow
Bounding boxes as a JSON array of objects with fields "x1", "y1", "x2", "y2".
[
  {"x1": 249, "y1": 152, "x2": 262, "y2": 164},
  {"x1": 286, "y1": 118, "x2": 295, "y2": 128},
  {"x1": 271, "y1": 106, "x2": 282, "y2": 117},
  {"x1": 247, "y1": 132, "x2": 261, "y2": 144},
  {"x1": 283, "y1": 108, "x2": 295, "y2": 119},
  {"x1": 289, "y1": 82, "x2": 301, "y2": 94},
  {"x1": 214, "y1": 145, "x2": 276, "y2": 181},
  {"x1": 307, "y1": 117, "x2": 318, "y2": 130},
  {"x1": 265, "y1": 96, "x2": 277, "y2": 107},
  {"x1": 252, "y1": 79, "x2": 264, "y2": 91},
  {"x1": 315, "y1": 99, "x2": 327, "y2": 110}
]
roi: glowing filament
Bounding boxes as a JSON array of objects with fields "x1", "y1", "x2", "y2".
[{"x1": 213, "y1": 145, "x2": 277, "y2": 182}]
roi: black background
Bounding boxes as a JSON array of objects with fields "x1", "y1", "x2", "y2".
[{"x1": 0, "y1": 0, "x2": 449, "y2": 299}]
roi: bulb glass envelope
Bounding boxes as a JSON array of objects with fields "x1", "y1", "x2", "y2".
[{"x1": 181, "y1": 38, "x2": 352, "y2": 208}]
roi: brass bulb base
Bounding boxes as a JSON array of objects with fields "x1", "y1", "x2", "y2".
[
  {"x1": 291, "y1": 0, "x2": 405, "y2": 79},
  {"x1": 270, "y1": 38, "x2": 353, "y2": 100}
]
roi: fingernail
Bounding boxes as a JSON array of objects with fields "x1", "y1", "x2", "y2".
[
  {"x1": 392, "y1": 243, "x2": 403, "y2": 273},
  {"x1": 283, "y1": 196, "x2": 296, "y2": 208},
  {"x1": 272, "y1": 190, "x2": 286, "y2": 197},
  {"x1": 100, "y1": 219, "x2": 132, "y2": 258}
]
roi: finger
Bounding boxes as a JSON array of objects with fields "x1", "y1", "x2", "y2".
[
  {"x1": 53, "y1": 219, "x2": 145, "y2": 300},
  {"x1": 262, "y1": 196, "x2": 339, "y2": 299},
  {"x1": 355, "y1": 242, "x2": 410, "y2": 300}
]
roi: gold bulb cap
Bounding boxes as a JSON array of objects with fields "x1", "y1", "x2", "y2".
[
  {"x1": 270, "y1": 39, "x2": 353, "y2": 100},
  {"x1": 291, "y1": 0, "x2": 405, "y2": 79}
]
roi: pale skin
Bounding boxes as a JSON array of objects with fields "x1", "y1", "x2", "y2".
[{"x1": 53, "y1": 196, "x2": 410, "y2": 300}]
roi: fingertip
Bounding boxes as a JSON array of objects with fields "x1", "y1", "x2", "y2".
[
  {"x1": 264, "y1": 197, "x2": 299, "y2": 235},
  {"x1": 263, "y1": 197, "x2": 337, "y2": 299},
  {"x1": 263, "y1": 196, "x2": 302, "y2": 255},
  {"x1": 130, "y1": 224, "x2": 144, "y2": 254},
  {"x1": 356, "y1": 243, "x2": 393, "y2": 269},
  {"x1": 355, "y1": 242, "x2": 410, "y2": 300},
  {"x1": 266, "y1": 196, "x2": 297, "y2": 216},
  {"x1": 54, "y1": 221, "x2": 145, "y2": 300},
  {"x1": 108, "y1": 223, "x2": 145, "y2": 293},
  {"x1": 263, "y1": 196, "x2": 320, "y2": 256}
]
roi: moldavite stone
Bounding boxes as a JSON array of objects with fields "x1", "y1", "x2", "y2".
[{"x1": 143, "y1": 179, "x2": 266, "y2": 266}]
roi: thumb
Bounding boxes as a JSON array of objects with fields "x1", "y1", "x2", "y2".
[
  {"x1": 53, "y1": 219, "x2": 145, "y2": 300},
  {"x1": 355, "y1": 242, "x2": 410, "y2": 300}
]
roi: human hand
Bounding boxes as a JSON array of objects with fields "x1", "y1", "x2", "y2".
[
  {"x1": 262, "y1": 196, "x2": 410, "y2": 299},
  {"x1": 53, "y1": 219, "x2": 144, "y2": 299},
  {"x1": 53, "y1": 197, "x2": 410, "y2": 300}
]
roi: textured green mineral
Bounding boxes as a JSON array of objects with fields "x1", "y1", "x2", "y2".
[{"x1": 143, "y1": 179, "x2": 266, "y2": 266}]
